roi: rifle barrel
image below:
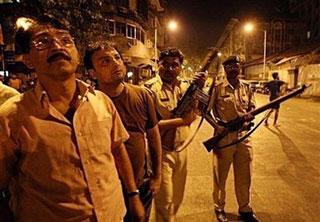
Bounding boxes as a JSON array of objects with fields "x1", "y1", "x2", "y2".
[{"x1": 249, "y1": 85, "x2": 307, "y2": 116}]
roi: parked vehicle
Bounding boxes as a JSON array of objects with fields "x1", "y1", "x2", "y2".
[
  {"x1": 242, "y1": 80, "x2": 259, "y2": 92},
  {"x1": 256, "y1": 80, "x2": 269, "y2": 94}
]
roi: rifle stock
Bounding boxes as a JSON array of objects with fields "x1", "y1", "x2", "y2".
[{"x1": 203, "y1": 85, "x2": 308, "y2": 152}]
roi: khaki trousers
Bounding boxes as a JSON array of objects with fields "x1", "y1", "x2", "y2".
[
  {"x1": 154, "y1": 148, "x2": 188, "y2": 222},
  {"x1": 212, "y1": 132, "x2": 253, "y2": 213}
]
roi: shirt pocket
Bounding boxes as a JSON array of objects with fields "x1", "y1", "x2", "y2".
[{"x1": 86, "y1": 116, "x2": 113, "y2": 156}]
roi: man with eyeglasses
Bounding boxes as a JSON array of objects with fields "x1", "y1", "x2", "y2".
[
  {"x1": 0, "y1": 15, "x2": 141, "y2": 222},
  {"x1": 145, "y1": 48, "x2": 206, "y2": 222},
  {"x1": 210, "y1": 56, "x2": 259, "y2": 222}
]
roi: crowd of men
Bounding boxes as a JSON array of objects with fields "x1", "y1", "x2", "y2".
[{"x1": 0, "y1": 15, "x2": 291, "y2": 222}]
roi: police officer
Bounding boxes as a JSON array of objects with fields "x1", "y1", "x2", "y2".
[
  {"x1": 210, "y1": 56, "x2": 259, "y2": 222},
  {"x1": 146, "y1": 48, "x2": 206, "y2": 222}
]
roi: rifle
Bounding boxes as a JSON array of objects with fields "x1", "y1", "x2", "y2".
[
  {"x1": 172, "y1": 18, "x2": 240, "y2": 152},
  {"x1": 172, "y1": 47, "x2": 218, "y2": 116},
  {"x1": 203, "y1": 84, "x2": 308, "y2": 152},
  {"x1": 172, "y1": 18, "x2": 240, "y2": 117}
]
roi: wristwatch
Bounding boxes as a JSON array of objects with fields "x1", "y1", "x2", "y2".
[{"x1": 127, "y1": 189, "x2": 140, "y2": 198}]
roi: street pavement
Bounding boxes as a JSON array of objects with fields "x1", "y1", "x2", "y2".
[{"x1": 150, "y1": 94, "x2": 320, "y2": 222}]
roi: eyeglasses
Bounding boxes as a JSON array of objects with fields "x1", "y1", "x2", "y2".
[{"x1": 32, "y1": 34, "x2": 74, "y2": 50}]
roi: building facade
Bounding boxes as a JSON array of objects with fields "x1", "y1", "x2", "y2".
[
  {"x1": 289, "y1": 0, "x2": 320, "y2": 40},
  {"x1": 0, "y1": 0, "x2": 168, "y2": 85},
  {"x1": 103, "y1": 0, "x2": 167, "y2": 84}
]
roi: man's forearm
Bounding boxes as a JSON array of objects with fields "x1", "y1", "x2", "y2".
[
  {"x1": 146, "y1": 126, "x2": 162, "y2": 178},
  {"x1": 112, "y1": 143, "x2": 145, "y2": 221},
  {"x1": 112, "y1": 143, "x2": 138, "y2": 193},
  {"x1": 158, "y1": 118, "x2": 186, "y2": 131}
]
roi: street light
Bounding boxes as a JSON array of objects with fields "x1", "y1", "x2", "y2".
[
  {"x1": 244, "y1": 23, "x2": 254, "y2": 33},
  {"x1": 167, "y1": 20, "x2": 178, "y2": 32},
  {"x1": 154, "y1": 19, "x2": 158, "y2": 61},
  {"x1": 243, "y1": 22, "x2": 267, "y2": 79}
]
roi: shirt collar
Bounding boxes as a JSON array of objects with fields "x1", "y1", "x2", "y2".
[
  {"x1": 222, "y1": 77, "x2": 242, "y2": 90},
  {"x1": 34, "y1": 78, "x2": 96, "y2": 107}
]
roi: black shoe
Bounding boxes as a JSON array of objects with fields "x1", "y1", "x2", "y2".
[
  {"x1": 215, "y1": 209, "x2": 228, "y2": 222},
  {"x1": 239, "y1": 212, "x2": 259, "y2": 222}
]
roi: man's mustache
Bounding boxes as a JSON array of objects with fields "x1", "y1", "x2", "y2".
[{"x1": 47, "y1": 51, "x2": 71, "y2": 63}]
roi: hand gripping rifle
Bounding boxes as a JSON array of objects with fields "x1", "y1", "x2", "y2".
[
  {"x1": 203, "y1": 84, "x2": 308, "y2": 152},
  {"x1": 172, "y1": 47, "x2": 218, "y2": 117}
]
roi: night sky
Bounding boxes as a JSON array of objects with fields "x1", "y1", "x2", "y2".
[{"x1": 167, "y1": 0, "x2": 285, "y2": 58}]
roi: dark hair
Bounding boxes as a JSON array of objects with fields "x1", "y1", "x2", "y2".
[
  {"x1": 222, "y1": 55, "x2": 241, "y2": 66},
  {"x1": 15, "y1": 15, "x2": 70, "y2": 54},
  {"x1": 159, "y1": 47, "x2": 184, "y2": 64},
  {"x1": 84, "y1": 40, "x2": 121, "y2": 70},
  {"x1": 272, "y1": 72, "x2": 279, "y2": 79}
]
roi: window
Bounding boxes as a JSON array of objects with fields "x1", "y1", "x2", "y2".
[
  {"x1": 108, "y1": 20, "x2": 115, "y2": 35},
  {"x1": 116, "y1": 22, "x2": 126, "y2": 36},
  {"x1": 307, "y1": 31, "x2": 311, "y2": 39},
  {"x1": 127, "y1": 24, "x2": 136, "y2": 39}
]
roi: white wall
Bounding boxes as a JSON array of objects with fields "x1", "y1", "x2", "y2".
[{"x1": 299, "y1": 64, "x2": 320, "y2": 97}]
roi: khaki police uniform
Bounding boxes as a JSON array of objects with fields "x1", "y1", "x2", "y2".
[
  {"x1": 146, "y1": 76, "x2": 190, "y2": 222},
  {"x1": 211, "y1": 78, "x2": 255, "y2": 213}
]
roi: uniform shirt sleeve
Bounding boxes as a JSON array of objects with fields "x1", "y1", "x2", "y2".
[{"x1": 146, "y1": 85, "x2": 166, "y2": 120}]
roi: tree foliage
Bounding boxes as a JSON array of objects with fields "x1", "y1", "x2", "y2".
[{"x1": 19, "y1": 0, "x2": 110, "y2": 54}]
